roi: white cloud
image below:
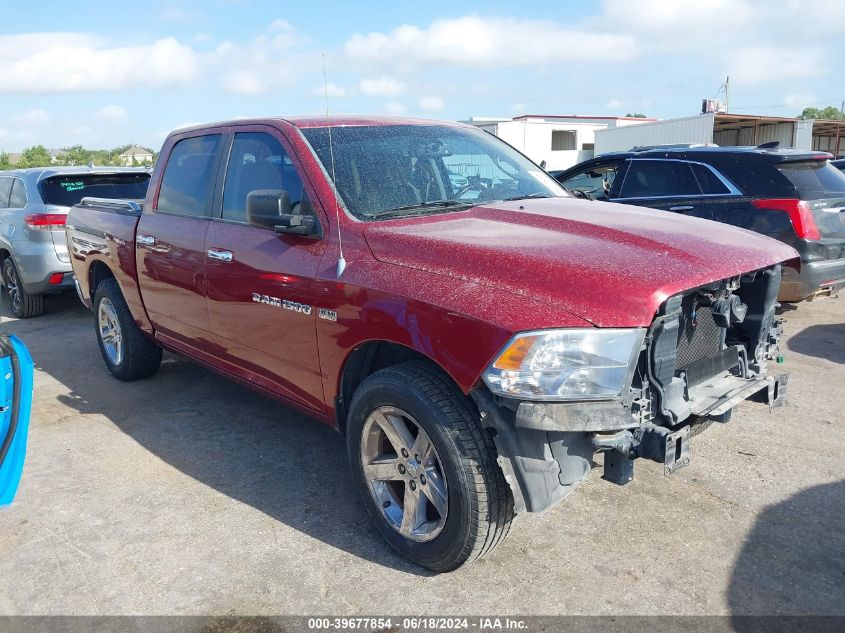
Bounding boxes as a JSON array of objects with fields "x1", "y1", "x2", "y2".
[
  {"x1": 0, "y1": 34, "x2": 199, "y2": 93},
  {"x1": 223, "y1": 72, "x2": 265, "y2": 95},
  {"x1": 96, "y1": 105, "x2": 127, "y2": 121},
  {"x1": 345, "y1": 16, "x2": 637, "y2": 71},
  {"x1": 727, "y1": 46, "x2": 825, "y2": 84},
  {"x1": 384, "y1": 102, "x2": 406, "y2": 115},
  {"x1": 311, "y1": 82, "x2": 347, "y2": 98},
  {"x1": 783, "y1": 94, "x2": 818, "y2": 108},
  {"x1": 419, "y1": 96, "x2": 444, "y2": 112},
  {"x1": 14, "y1": 109, "x2": 50, "y2": 125},
  {"x1": 360, "y1": 76, "x2": 406, "y2": 97}
]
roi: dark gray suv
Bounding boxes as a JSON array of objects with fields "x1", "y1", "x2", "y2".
[
  {"x1": 553, "y1": 147, "x2": 845, "y2": 302},
  {"x1": 0, "y1": 167, "x2": 150, "y2": 317}
]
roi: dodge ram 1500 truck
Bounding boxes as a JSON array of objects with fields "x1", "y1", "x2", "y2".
[{"x1": 66, "y1": 116, "x2": 796, "y2": 571}]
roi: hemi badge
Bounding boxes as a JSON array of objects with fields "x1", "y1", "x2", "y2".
[{"x1": 318, "y1": 308, "x2": 337, "y2": 322}]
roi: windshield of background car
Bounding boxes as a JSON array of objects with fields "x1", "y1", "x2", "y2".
[
  {"x1": 41, "y1": 173, "x2": 151, "y2": 207},
  {"x1": 301, "y1": 124, "x2": 566, "y2": 219}
]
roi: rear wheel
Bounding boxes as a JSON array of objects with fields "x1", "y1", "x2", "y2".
[
  {"x1": 2, "y1": 258, "x2": 43, "y2": 319},
  {"x1": 347, "y1": 361, "x2": 513, "y2": 572},
  {"x1": 93, "y1": 278, "x2": 162, "y2": 381}
]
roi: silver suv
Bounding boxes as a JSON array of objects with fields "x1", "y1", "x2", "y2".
[{"x1": 0, "y1": 167, "x2": 150, "y2": 317}]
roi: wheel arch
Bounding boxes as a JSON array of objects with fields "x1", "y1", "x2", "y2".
[{"x1": 334, "y1": 339, "x2": 474, "y2": 433}]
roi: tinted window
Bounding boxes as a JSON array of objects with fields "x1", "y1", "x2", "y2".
[
  {"x1": 619, "y1": 160, "x2": 699, "y2": 198},
  {"x1": 222, "y1": 132, "x2": 308, "y2": 223},
  {"x1": 9, "y1": 179, "x2": 27, "y2": 208},
  {"x1": 157, "y1": 135, "x2": 222, "y2": 217},
  {"x1": 41, "y1": 173, "x2": 150, "y2": 207},
  {"x1": 776, "y1": 160, "x2": 845, "y2": 199},
  {"x1": 689, "y1": 163, "x2": 732, "y2": 195},
  {"x1": 0, "y1": 178, "x2": 11, "y2": 209}
]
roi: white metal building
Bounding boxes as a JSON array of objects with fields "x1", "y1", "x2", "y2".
[
  {"x1": 594, "y1": 113, "x2": 844, "y2": 158},
  {"x1": 463, "y1": 115, "x2": 656, "y2": 170}
]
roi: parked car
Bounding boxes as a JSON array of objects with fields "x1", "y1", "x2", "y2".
[
  {"x1": 553, "y1": 147, "x2": 845, "y2": 302},
  {"x1": 0, "y1": 167, "x2": 150, "y2": 317},
  {"x1": 66, "y1": 117, "x2": 795, "y2": 571},
  {"x1": 833, "y1": 158, "x2": 845, "y2": 173}
]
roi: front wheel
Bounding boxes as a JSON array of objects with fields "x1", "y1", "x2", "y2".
[
  {"x1": 346, "y1": 361, "x2": 513, "y2": 572},
  {"x1": 93, "y1": 278, "x2": 162, "y2": 381},
  {"x1": 3, "y1": 258, "x2": 43, "y2": 318}
]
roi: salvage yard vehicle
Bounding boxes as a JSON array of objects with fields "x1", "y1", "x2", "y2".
[
  {"x1": 553, "y1": 146, "x2": 845, "y2": 302},
  {"x1": 66, "y1": 116, "x2": 796, "y2": 571},
  {"x1": 0, "y1": 167, "x2": 150, "y2": 317}
]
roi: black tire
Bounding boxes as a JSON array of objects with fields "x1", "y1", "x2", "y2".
[
  {"x1": 3, "y1": 258, "x2": 44, "y2": 318},
  {"x1": 346, "y1": 361, "x2": 514, "y2": 572},
  {"x1": 93, "y1": 278, "x2": 162, "y2": 381}
]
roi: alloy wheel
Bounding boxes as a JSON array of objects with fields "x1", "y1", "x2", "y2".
[
  {"x1": 360, "y1": 406, "x2": 448, "y2": 542},
  {"x1": 98, "y1": 297, "x2": 124, "y2": 365}
]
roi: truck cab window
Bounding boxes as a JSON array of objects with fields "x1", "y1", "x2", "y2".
[
  {"x1": 222, "y1": 132, "x2": 307, "y2": 223},
  {"x1": 157, "y1": 134, "x2": 222, "y2": 217}
]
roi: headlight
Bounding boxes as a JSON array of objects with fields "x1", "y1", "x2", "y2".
[{"x1": 482, "y1": 328, "x2": 645, "y2": 401}]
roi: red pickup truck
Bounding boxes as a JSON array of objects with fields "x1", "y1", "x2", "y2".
[{"x1": 66, "y1": 116, "x2": 796, "y2": 571}]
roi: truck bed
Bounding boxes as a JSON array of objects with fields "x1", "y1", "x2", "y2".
[{"x1": 65, "y1": 198, "x2": 152, "y2": 332}]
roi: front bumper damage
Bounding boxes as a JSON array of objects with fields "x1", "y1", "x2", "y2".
[
  {"x1": 472, "y1": 372, "x2": 787, "y2": 514},
  {"x1": 473, "y1": 265, "x2": 789, "y2": 515}
]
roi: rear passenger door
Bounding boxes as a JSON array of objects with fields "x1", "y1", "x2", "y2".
[
  {"x1": 203, "y1": 126, "x2": 327, "y2": 412},
  {"x1": 136, "y1": 131, "x2": 226, "y2": 348},
  {"x1": 610, "y1": 159, "x2": 703, "y2": 215}
]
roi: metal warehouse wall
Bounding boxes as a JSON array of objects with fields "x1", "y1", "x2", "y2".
[
  {"x1": 594, "y1": 114, "x2": 715, "y2": 154},
  {"x1": 713, "y1": 122, "x2": 794, "y2": 147}
]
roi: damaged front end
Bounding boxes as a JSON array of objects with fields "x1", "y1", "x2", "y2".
[{"x1": 473, "y1": 265, "x2": 788, "y2": 514}]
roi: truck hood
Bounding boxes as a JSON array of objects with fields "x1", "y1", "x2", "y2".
[{"x1": 363, "y1": 198, "x2": 799, "y2": 327}]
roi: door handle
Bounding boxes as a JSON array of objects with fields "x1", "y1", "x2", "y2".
[
  {"x1": 668, "y1": 205, "x2": 694, "y2": 211},
  {"x1": 136, "y1": 234, "x2": 156, "y2": 246},
  {"x1": 207, "y1": 248, "x2": 233, "y2": 263}
]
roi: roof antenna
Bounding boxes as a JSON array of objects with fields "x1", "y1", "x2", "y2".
[{"x1": 322, "y1": 53, "x2": 346, "y2": 278}]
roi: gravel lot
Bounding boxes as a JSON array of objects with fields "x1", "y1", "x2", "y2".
[{"x1": 0, "y1": 292, "x2": 842, "y2": 616}]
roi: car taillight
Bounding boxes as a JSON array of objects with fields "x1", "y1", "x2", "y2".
[
  {"x1": 751, "y1": 198, "x2": 821, "y2": 240},
  {"x1": 23, "y1": 213, "x2": 67, "y2": 231}
]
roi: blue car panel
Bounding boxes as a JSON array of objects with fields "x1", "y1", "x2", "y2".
[{"x1": 0, "y1": 334, "x2": 34, "y2": 507}]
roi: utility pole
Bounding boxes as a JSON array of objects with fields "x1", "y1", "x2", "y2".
[{"x1": 725, "y1": 76, "x2": 730, "y2": 113}]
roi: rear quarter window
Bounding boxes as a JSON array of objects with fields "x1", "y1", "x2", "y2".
[
  {"x1": 0, "y1": 178, "x2": 11, "y2": 209},
  {"x1": 9, "y1": 179, "x2": 27, "y2": 209}
]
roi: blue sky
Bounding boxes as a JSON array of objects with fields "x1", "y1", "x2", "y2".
[{"x1": 1, "y1": 0, "x2": 842, "y2": 151}]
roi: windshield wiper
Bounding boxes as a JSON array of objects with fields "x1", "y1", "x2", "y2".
[
  {"x1": 499, "y1": 192, "x2": 555, "y2": 202},
  {"x1": 367, "y1": 199, "x2": 476, "y2": 219}
]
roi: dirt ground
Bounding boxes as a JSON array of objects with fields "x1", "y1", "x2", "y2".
[{"x1": 0, "y1": 292, "x2": 842, "y2": 616}]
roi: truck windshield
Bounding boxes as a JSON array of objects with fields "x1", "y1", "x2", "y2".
[
  {"x1": 301, "y1": 124, "x2": 565, "y2": 220},
  {"x1": 41, "y1": 173, "x2": 151, "y2": 207}
]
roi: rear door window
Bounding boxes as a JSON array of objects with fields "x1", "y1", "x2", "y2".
[
  {"x1": 157, "y1": 134, "x2": 223, "y2": 217},
  {"x1": 689, "y1": 163, "x2": 734, "y2": 195},
  {"x1": 775, "y1": 160, "x2": 845, "y2": 199},
  {"x1": 0, "y1": 178, "x2": 11, "y2": 209},
  {"x1": 619, "y1": 160, "x2": 700, "y2": 198},
  {"x1": 9, "y1": 179, "x2": 27, "y2": 209},
  {"x1": 41, "y1": 173, "x2": 150, "y2": 207}
]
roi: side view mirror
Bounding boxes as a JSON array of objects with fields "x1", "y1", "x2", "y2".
[
  {"x1": 246, "y1": 189, "x2": 318, "y2": 237},
  {"x1": 539, "y1": 160, "x2": 547, "y2": 170}
]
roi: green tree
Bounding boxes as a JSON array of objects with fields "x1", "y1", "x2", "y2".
[
  {"x1": 0, "y1": 153, "x2": 11, "y2": 170},
  {"x1": 18, "y1": 145, "x2": 53, "y2": 168},
  {"x1": 798, "y1": 106, "x2": 845, "y2": 120},
  {"x1": 626, "y1": 113, "x2": 647, "y2": 118}
]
